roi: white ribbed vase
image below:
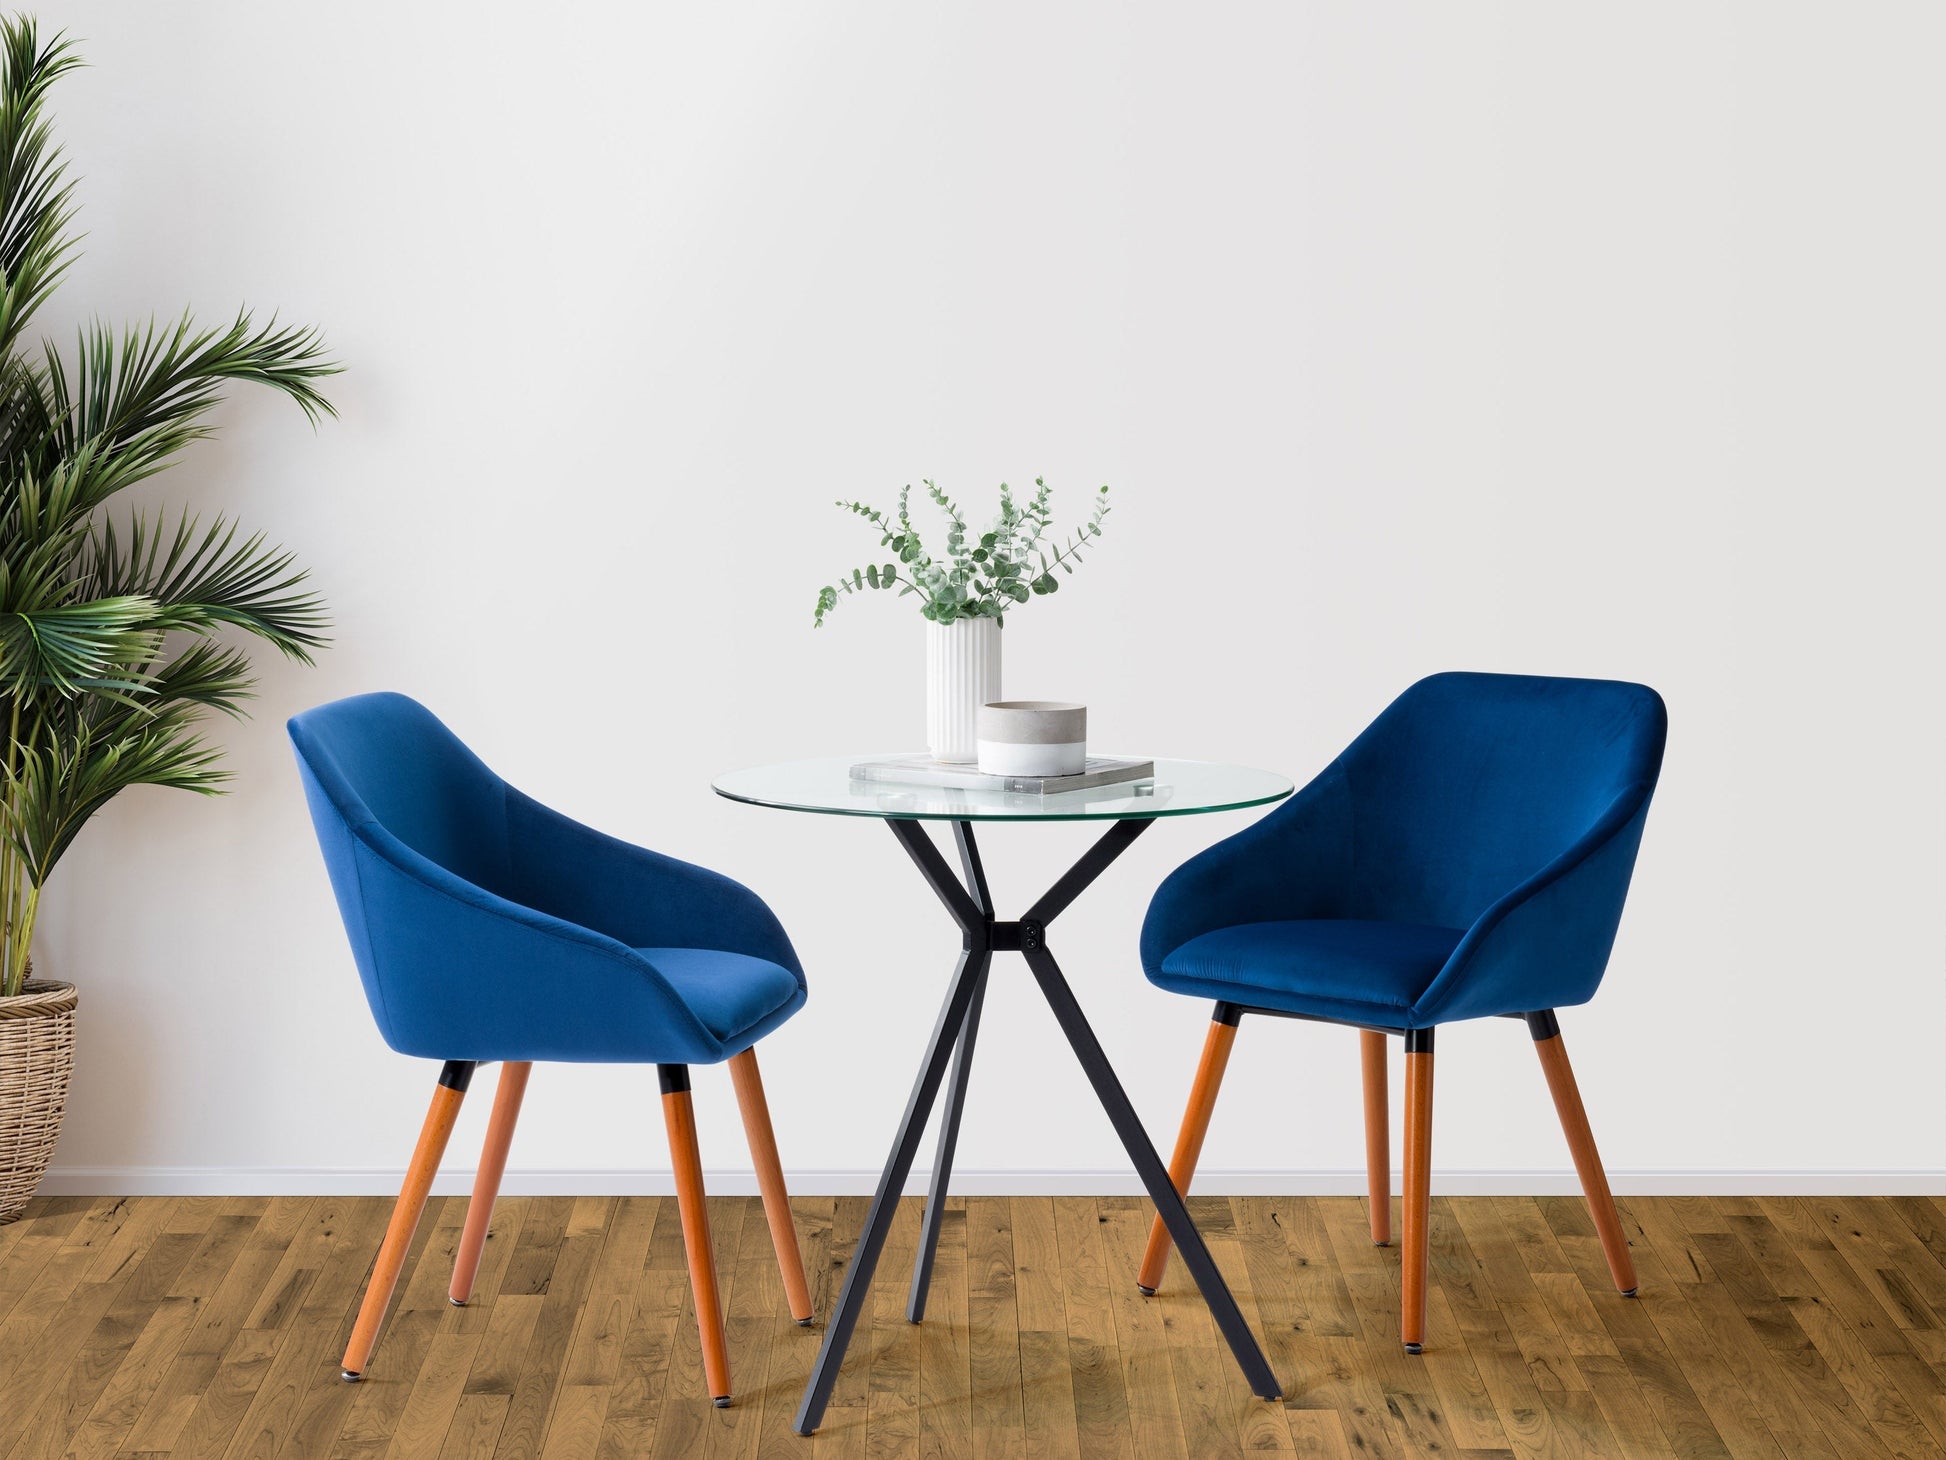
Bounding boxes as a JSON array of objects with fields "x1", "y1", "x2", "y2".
[{"x1": 925, "y1": 618, "x2": 1002, "y2": 763}]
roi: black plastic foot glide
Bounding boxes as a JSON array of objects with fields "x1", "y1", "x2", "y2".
[
  {"x1": 1622, "y1": 1287, "x2": 1639, "y2": 1298},
  {"x1": 341, "y1": 1369, "x2": 361, "y2": 1382},
  {"x1": 1137, "y1": 1284, "x2": 1156, "y2": 1297},
  {"x1": 713, "y1": 1395, "x2": 731, "y2": 1408},
  {"x1": 797, "y1": 1316, "x2": 814, "y2": 1326},
  {"x1": 1404, "y1": 1342, "x2": 1423, "y2": 1355}
]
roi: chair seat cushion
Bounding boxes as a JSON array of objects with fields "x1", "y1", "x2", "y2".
[
  {"x1": 634, "y1": 947, "x2": 803, "y2": 1044},
  {"x1": 1152, "y1": 919, "x2": 1466, "y2": 1027}
]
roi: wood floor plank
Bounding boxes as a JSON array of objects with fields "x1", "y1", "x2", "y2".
[
  {"x1": 964, "y1": 1194, "x2": 1027, "y2": 1460},
  {"x1": 381, "y1": 1330, "x2": 483, "y2": 1460},
  {"x1": 805, "y1": 1193, "x2": 873, "y2": 1454},
  {"x1": 702, "y1": 1189, "x2": 779, "y2": 1460},
  {"x1": 1696, "y1": 1213, "x2": 1898, "y2": 1460},
  {"x1": 1316, "y1": 1196, "x2": 1472, "y2": 1459},
  {"x1": 495, "y1": 1196, "x2": 617, "y2": 1460},
  {"x1": 590, "y1": 1253, "x2": 684, "y2": 1460},
  {"x1": 212, "y1": 1193, "x2": 394, "y2": 1459},
  {"x1": 1093, "y1": 1198, "x2": 1190, "y2": 1460},
  {"x1": 1011, "y1": 1196, "x2": 1083, "y2": 1460},
  {"x1": 1141, "y1": 1213, "x2": 1264, "y2": 1460},
  {"x1": 2, "y1": 1195, "x2": 1945, "y2": 1460},
  {"x1": 1430, "y1": 1199, "x2": 1628, "y2": 1460},
  {"x1": 4, "y1": 1210, "x2": 203, "y2": 1460},
  {"x1": 1053, "y1": 1194, "x2": 1137, "y2": 1460},
  {"x1": 913, "y1": 1199, "x2": 974, "y2": 1460},
  {"x1": 0, "y1": 1196, "x2": 98, "y2": 1330},
  {"x1": 860, "y1": 1192, "x2": 923, "y2": 1460},
  {"x1": 1636, "y1": 1287, "x2": 1790, "y2": 1460},
  {"x1": 1212, "y1": 1198, "x2": 1295, "y2": 1456},
  {"x1": 1270, "y1": 1198, "x2": 1397, "y2": 1457}
]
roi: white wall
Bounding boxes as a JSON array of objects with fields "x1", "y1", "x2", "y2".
[{"x1": 32, "y1": 3, "x2": 1945, "y2": 1198}]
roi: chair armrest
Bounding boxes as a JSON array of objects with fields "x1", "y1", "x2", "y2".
[
  {"x1": 503, "y1": 789, "x2": 803, "y2": 981},
  {"x1": 1410, "y1": 782, "x2": 1656, "y2": 1026},
  {"x1": 343, "y1": 819, "x2": 729, "y2": 1062},
  {"x1": 1139, "y1": 763, "x2": 1354, "y2": 976}
]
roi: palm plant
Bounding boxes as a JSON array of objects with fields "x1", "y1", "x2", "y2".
[{"x1": 0, "y1": 18, "x2": 337, "y2": 997}]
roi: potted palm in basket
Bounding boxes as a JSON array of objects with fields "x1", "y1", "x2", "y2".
[{"x1": 0, "y1": 17, "x2": 337, "y2": 1219}]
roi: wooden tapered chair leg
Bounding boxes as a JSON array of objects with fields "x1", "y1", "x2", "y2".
[
  {"x1": 1529, "y1": 1012, "x2": 1638, "y2": 1296},
  {"x1": 450, "y1": 1060, "x2": 531, "y2": 1306},
  {"x1": 1361, "y1": 1030, "x2": 1391, "y2": 1246},
  {"x1": 661, "y1": 1064, "x2": 732, "y2": 1406},
  {"x1": 343, "y1": 1061, "x2": 475, "y2": 1379},
  {"x1": 1137, "y1": 1007, "x2": 1240, "y2": 1294},
  {"x1": 1401, "y1": 1029, "x2": 1434, "y2": 1353},
  {"x1": 727, "y1": 1047, "x2": 814, "y2": 1325}
]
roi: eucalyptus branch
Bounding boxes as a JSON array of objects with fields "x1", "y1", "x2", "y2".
[{"x1": 813, "y1": 477, "x2": 1110, "y2": 628}]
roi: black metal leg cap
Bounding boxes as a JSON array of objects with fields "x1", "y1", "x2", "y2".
[
  {"x1": 341, "y1": 1369, "x2": 362, "y2": 1382},
  {"x1": 449, "y1": 1297, "x2": 467, "y2": 1307},
  {"x1": 1374, "y1": 1240, "x2": 1390, "y2": 1248},
  {"x1": 713, "y1": 1396, "x2": 731, "y2": 1409},
  {"x1": 796, "y1": 1315, "x2": 814, "y2": 1326},
  {"x1": 1136, "y1": 1284, "x2": 1155, "y2": 1297},
  {"x1": 1621, "y1": 1287, "x2": 1639, "y2": 1298},
  {"x1": 1403, "y1": 1342, "x2": 1423, "y2": 1355}
]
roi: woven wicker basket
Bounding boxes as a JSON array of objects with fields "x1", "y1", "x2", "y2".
[{"x1": 0, "y1": 979, "x2": 76, "y2": 1223}]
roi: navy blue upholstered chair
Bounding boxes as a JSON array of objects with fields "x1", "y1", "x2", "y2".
[
  {"x1": 290, "y1": 692, "x2": 811, "y2": 1405},
  {"x1": 1136, "y1": 672, "x2": 1666, "y2": 1353}
]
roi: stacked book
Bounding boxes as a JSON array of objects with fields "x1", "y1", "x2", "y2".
[{"x1": 849, "y1": 754, "x2": 1155, "y2": 796}]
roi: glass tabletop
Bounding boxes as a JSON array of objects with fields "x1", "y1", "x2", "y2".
[{"x1": 712, "y1": 754, "x2": 1294, "y2": 822}]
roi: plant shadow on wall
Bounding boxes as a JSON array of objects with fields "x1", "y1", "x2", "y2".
[
  {"x1": 813, "y1": 477, "x2": 1110, "y2": 762},
  {"x1": 0, "y1": 17, "x2": 337, "y2": 1218}
]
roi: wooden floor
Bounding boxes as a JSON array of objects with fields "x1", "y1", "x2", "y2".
[{"x1": 2, "y1": 1194, "x2": 1945, "y2": 1459}]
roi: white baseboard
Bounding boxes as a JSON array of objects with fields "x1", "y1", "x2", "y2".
[{"x1": 35, "y1": 1166, "x2": 1946, "y2": 1198}]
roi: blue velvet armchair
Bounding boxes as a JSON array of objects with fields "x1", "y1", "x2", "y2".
[
  {"x1": 1134, "y1": 672, "x2": 1666, "y2": 1352},
  {"x1": 290, "y1": 692, "x2": 812, "y2": 1404}
]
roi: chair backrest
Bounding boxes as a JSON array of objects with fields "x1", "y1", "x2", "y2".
[
  {"x1": 289, "y1": 693, "x2": 528, "y2": 1042},
  {"x1": 1335, "y1": 672, "x2": 1666, "y2": 931},
  {"x1": 289, "y1": 692, "x2": 514, "y2": 896}
]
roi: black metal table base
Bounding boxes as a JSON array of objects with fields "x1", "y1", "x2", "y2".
[{"x1": 793, "y1": 818, "x2": 1284, "y2": 1436}]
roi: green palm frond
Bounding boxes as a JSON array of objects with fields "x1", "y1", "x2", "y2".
[
  {"x1": 0, "y1": 594, "x2": 159, "y2": 697},
  {"x1": 0, "y1": 15, "x2": 338, "y2": 995},
  {"x1": 26, "y1": 311, "x2": 339, "y2": 507},
  {"x1": 3, "y1": 709, "x2": 227, "y2": 882},
  {"x1": 87, "y1": 511, "x2": 329, "y2": 661},
  {"x1": 132, "y1": 638, "x2": 257, "y2": 718},
  {"x1": 0, "y1": 22, "x2": 78, "y2": 363}
]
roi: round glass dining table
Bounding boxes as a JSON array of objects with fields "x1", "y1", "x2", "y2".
[{"x1": 714, "y1": 755, "x2": 1295, "y2": 1435}]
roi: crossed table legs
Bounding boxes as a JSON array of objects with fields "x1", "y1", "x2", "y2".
[{"x1": 793, "y1": 816, "x2": 1284, "y2": 1436}]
